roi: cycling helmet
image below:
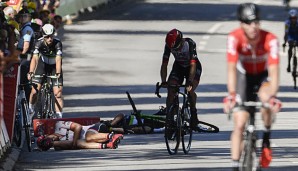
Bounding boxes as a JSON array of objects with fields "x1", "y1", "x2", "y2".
[
  {"x1": 41, "y1": 23, "x2": 55, "y2": 36},
  {"x1": 37, "y1": 135, "x2": 53, "y2": 151},
  {"x1": 289, "y1": 9, "x2": 297, "y2": 18},
  {"x1": 237, "y1": 3, "x2": 260, "y2": 23},
  {"x1": 18, "y1": 8, "x2": 31, "y2": 16},
  {"x1": 165, "y1": 29, "x2": 183, "y2": 49}
]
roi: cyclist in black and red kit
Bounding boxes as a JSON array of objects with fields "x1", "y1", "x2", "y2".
[
  {"x1": 160, "y1": 28, "x2": 202, "y2": 130},
  {"x1": 27, "y1": 23, "x2": 63, "y2": 119}
]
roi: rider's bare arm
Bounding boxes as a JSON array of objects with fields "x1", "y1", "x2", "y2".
[
  {"x1": 227, "y1": 62, "x2": 237, "y2": 94},
  {"x1": 55, "y1": 55, "x2": 62, "y2": 74}
]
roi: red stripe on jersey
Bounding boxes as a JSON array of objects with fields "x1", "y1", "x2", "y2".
[{"x1": 227, "y1": 28, "x2": 279, "y2": 74}]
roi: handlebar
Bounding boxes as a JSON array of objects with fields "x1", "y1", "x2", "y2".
[
  {"x1": 227, "y1": 101, "x2": 271, "y2": 120},
  {"x1": 155, "y1": 82, "x2": 186, "y2": 98},
  {"x1": 32, "y1": 74, "x2": 60, "y2": 88}
]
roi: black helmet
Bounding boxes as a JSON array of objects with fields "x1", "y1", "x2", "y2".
[
  {"x1": 237, "y1": 3, "x2": 260, "y2": 23},
  {"x1": 18, "y1": 8, "x2": 31, "y2": 16}
]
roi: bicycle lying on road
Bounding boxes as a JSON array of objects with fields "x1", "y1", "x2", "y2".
[
  {"x1": 126, "y1": 91, "x2": 219, "y2": 136},
  {"x1": 32, "y1": 74, "x2": 60, "y2": 119},
  {"x1": 155, "y1": 82, "x2": 219, "y2": 155}
]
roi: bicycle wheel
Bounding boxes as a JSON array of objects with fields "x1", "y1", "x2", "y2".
[
  {"x1": 35, "y1": 88, "x2": 46, "y2": 119},
  {"x1": 164, "y1": 104, "x2": 180, "y2": 155},
  {"x1": 21, "y1": 99, "x2": 32, "y2": 152},
  {"x1": 13, "y1": 110, "x2": 22, "y2": 147},
  {"x1": 241, "y1": 131, "x2": 258, "y2": 171},
  {"x1": 49, "y1": 92, "x2": 57, "y2": 118},
  {"x1": 292, "y1": 56, "x2": 297, "y2": 89},
  {"x1": 196, "y1": 121, "x2": 219, "y2": 133},
  {"x1": 181, "y1": 106, "x2": 192, "y2": 154}
]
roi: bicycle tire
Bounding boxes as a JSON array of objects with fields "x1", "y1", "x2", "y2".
[
  {"x1": 41, "y1": 88, "x2": 49, "y2": 119},
  {"x1": 181, "y1": 106, "x2": 192, "y2": 154},
  {"x1": 13, "y1": 110, "x2": 22, "y2": 147},
  {"x1": 35, "y1": 88, "x2": 46, "y2": 119},
  {"x1": 196, "y1": 121, "x2": 219, "y2": 133},
  {"x1": 164, "y1": 104, "x2": 180, "y2": 155},
  {"x1": 241, "y1": 132, "x2": 257, "y2": 171},
  {"x1": 293, "y1": 56, "x2": 297, "y2": 89},
  {"x1": 48, "y1": 92, "x2": 56, "y2": 118},
  {"x1": 21, "y1": 99, "x2": 32, "y2": 152}
]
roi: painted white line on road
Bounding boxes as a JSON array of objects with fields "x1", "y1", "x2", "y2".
[
  {"x1": 65, "y1": 91, "x2": 298, "y2": 100},
  {"x1": 63, "y1": 101, "x2": 298, "y2": 113},
  {"x1": 208, "y1": 23, "x2": 222, "y2": 34},
  {"x1": 200, "y1": 23, "x2": 222, "y2": 49}
]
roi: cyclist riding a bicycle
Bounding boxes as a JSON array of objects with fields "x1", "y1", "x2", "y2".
[
  {"x1": 283, "y1": 9, "x2": 298, "y2": 72},
  {"x1": 27, "y1": 23, "x2": 64, "y2": 118},
  {"x1": 223, "y1": 3, "x2": 281, "y2": 170},
  {"x1": 160, "y1": 28, "x2": 202, "y2": 130}
]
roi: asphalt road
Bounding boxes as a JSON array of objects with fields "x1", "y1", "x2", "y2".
[{"x1": 14, "y1": 0, "x2": 298, "y2": 170}]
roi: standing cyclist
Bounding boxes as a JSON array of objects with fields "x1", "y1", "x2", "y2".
[
  {"x1": 160, "y1": 28, "x2": 202, "y2": 130},
  {"x1": 27, "y1": 23, "x2": 63, "y2": 118},
  {"x1": 223, "y1": 3, "x2": 282, "y2": 170},
  {"x1": 282, "y1": 9, "x2": 298, "y2": 72}
]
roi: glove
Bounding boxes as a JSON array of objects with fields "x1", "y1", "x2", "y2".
[
  {"x1": 268, "y1": 96, "x2": 282, "y2": 113},
  {"x1": 55, "y1": 73, "x2": 61, "y2": 78},
  {"x1": 223, "y1": 92, "x2": 236, "y2": 114},
  {"x1": 161, "y1": 82, "x2": 168, "y2": 88},
  {"x1": 186, "y1": 80, "x2": 193, "y2": 92},
  {"x1": 27, "y1": 72, "x2": 34, "y2": 80},
  {"x1": 282, "y1": 43, "x2": 286, "y2": 48}
]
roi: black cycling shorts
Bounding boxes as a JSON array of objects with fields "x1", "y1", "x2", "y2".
[
  {"x1": 236, "y1": 70, "x2": 268, "y2": 103},
  {"x1": 168, "y1": 61, "x2": 202, "y2": 85},
  {"x1": 32, "y1": 57, "x2": 63, "y2": 86}
]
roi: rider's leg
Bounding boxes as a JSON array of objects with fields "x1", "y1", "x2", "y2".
[
  {"x1": 188, "y1": 79, "x2": 200, "y2": 128},
  {"x1": 258, "y1": 83, "x2": 273, "y2": 147},
  {"x1": 231, "y1": 110, "x2": 249, "y2": 167},
  {"x1": 258, "y1": 83, "x2": 274, "y2": 167},
  {"x1": 53, "y1": 85, "x2": 63, "y2": 118},
  {"x1": 287, "y1": 41, "x2": 294, "y2": 72},
  {"x1": 166, "y1": 76, "x2": 179, "y2": 119},
  {"x1": 28, "y1": 83, "x2": 41, "y2": 118},
  {"x1": 85, "y1": 131, "x2": 110, "y2": 143}
]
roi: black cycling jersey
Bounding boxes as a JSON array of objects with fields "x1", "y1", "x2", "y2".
[
  {"x1": 33, "y1": 38, "x2": 62, "y2": 64},
  {"x1": 162, "y1": 38, "x2": 199, "y2": 68}
]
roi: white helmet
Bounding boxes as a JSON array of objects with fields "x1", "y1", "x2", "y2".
[
  {"x1": 42, "y1": 24, "x2": 55, "y2": 36},
  {"x1": 289, "y1": 9, "x2": 297, "y2": 18}
]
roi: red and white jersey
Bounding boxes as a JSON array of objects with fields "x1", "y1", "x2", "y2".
[
  {"x1": 54, "y1": 121, "x2": 94, "y2": 141},
  {"x1": 227, "y1": 28, "x2": 279, "y2": 74}
]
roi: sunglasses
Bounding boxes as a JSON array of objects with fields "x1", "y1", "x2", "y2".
[
  {"x1": 44, "y1": 35, "x2": 54, "y2": 39},
  {"x1": 242, "y1": 20, "x2": 259, "y2": 25}
]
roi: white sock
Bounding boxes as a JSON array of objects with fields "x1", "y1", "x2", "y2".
[
  {"x1": 56, "y1": 112, "x2": 63, "y2": 118},
  {"x1": 29, "y1": 103, "x2": 33, "y2": 110}
]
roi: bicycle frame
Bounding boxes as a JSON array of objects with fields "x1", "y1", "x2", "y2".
[
  {"x1": 16, "y1": 83, "x2": 32, "y2": 151},
  {"x1": 33, "y1": 74, "x2": 59, "y2": 119},
  {"x1": 155, "y1": 82, "x2": 193, "y2": 155},
  {"x1": 232, "y1": 101, "x2": 269, "y2": 170}
]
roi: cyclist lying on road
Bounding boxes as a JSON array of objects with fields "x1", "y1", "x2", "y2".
[
  {"x1": 100, "y1": 109, "x2": 166, "y2": 134},
  {"x1": 36, "y1": 120, "x2": 124, "y2": 151}
]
